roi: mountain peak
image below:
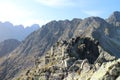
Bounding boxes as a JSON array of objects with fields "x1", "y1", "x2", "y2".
[
  {"x1": 112, "y1": 11, "x2": 120, "y2": 16},
  {"x1": 85, "y1": 17, "x2": 105, "y2": 22},
  {"x1": 79, "y1": 17, "x2": 106, "y2": 25},
  {"x1": 107, "y1": 11, "x2": 120, "y2": 26},
  {"x1": 110, "y1": 11, "x2": 120, "y2": 21}
]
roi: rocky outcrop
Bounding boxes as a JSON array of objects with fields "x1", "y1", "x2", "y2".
[
  {"x1": 91, "y1": 59, "x2": 120, "y2": 80},
  {"x1": 16, "y1": 37, "x2": 118, "y2": 80},
  {"x1": 67, "y1": 37, "x2": 99, "y2": 64}
]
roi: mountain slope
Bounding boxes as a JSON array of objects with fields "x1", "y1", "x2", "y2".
[
  {"x1": 0, "y1": 12, "x2": 120, "y2": 80},
  {"x1": 0, "y1": 19, "x2": 82, "y2": 80},
  {"x1": 0, "y1": 39, "x2": 21, "y2": 57},
  {"x1": 15, "y1": 37, "x2": 118, "y2": 80},
  {"x1": 0, "y1": 22, "x2": 39, "y2": 42},
  {"x1": 74, "y1": 17, "x2": 120, "y2": 57}
]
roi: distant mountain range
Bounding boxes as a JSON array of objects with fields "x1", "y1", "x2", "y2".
[
  {"x1": 0, "y1": 11, "x2": 120, "y2": 80},
  {"x1": 0, "y1": 22, "x2": 39, "y2": 42}
]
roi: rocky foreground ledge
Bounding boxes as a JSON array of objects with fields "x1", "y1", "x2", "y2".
[{"x1": 16, "y1": 37, "x2": 120, "y2": 80}]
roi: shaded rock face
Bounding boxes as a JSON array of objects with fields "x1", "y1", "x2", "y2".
[{"x1": 68, "y1": 37, "x2": 99, "y2": 64}]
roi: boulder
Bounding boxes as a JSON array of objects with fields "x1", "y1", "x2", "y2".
[{"x1": 90, "y1": 59, "x2": 120, "y2": 80}]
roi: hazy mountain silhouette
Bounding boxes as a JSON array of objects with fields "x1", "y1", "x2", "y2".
[{"x1": 0, "y1": 22, "x2": 39, "y2": 42}]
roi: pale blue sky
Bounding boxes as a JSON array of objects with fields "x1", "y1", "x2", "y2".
[{"x1": 0, "y1": 0, "x2": 119, "y2": 27}]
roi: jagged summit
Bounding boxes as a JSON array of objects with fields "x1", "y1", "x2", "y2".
[
  {"x1": 71, "y1": 18, "x2": 82, "y2": 22},
  {"x1": 45, "y1": 18, "x2": 82, "y2": 26},
  {"x1": 110, "y1": 11, "x2": 120, "y2": 21},
  {"x1": 107, "y1": 11, "x2": 120, "y2": 26},
  {"x1": 84, "y1": 17, "x2": 105, "y2": 22}
]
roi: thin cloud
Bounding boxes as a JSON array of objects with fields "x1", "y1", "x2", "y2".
[
  {"x1": 0, "y1": 2, "x2": 35, "y2": 27},
  {"x1": 0, "y1": 2, "x2": 32, "y2": 20},
  {"x1": 35, "y1": 0, "x2": 75, "y2": 7},
  {"x1": 22, "y1": 19, "x2": 50, "y2": 27},
  {"x1": 82, "y1": 10, "x2": 103, "y2": 16}
]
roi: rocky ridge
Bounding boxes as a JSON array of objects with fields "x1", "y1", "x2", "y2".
[{"x1": 16, "y1": 37, "x2": 119, "y2": 80}]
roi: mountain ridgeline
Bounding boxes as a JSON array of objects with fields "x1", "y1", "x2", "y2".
[
  {"x1": 0, "y1": 22, "x2": 39, "y2": 42},
  {"x1": 0, "y1": 11, "x2": 120, "y2": 80}
]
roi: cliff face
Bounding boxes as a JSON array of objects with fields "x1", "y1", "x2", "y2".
[{"x1": 1, "y1": 12, "x2": 120, "y2": 80}]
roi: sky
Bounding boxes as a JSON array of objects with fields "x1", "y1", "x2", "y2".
[{"x1": 0, "y1": 0, "x2": 120, "y2": 27}]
